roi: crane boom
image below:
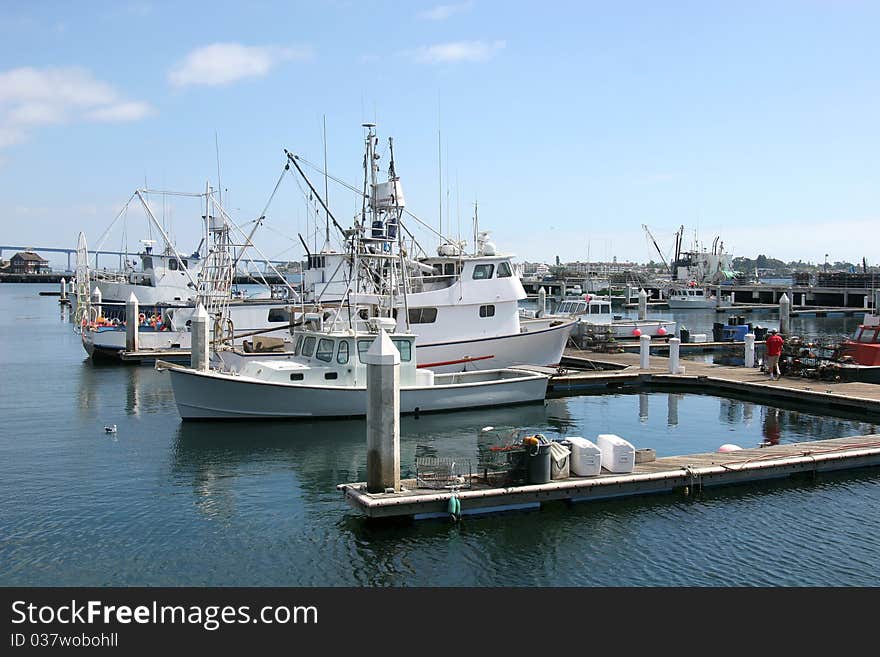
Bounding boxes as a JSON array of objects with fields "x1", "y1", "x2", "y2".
[{"x1": 642, "y1": 224, "x2": 671, "y2": 275}]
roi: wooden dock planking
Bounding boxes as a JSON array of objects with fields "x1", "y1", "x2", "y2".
[{"x1": 339, "y1": 435, "x2": 880, "y2": 519}]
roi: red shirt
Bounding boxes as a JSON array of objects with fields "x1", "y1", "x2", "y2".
[{"x1": 766, "y1": 334, "x2": 784, "y2": 356}]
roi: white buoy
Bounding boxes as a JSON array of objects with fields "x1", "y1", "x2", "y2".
[
  {"x1": 668, "y1": 337, "x2": 681, "y2": 374},
  {"x1": 744, "y1": 332, "x2": 755, "y2": 368},
  {"x1": 638, "y1": 288, "x2": 647, "y2": 320},
  {"x1": 190, "y1": 303, "x2": 209, "y2": 372},
  {"x1": 126, "y1": 292, "x2": 139, "y2": 352},
  {"x1": 639, "y1": 333, "x2": 651, "y2": 370},
  {"x1": 481, "y1": 426, "x2": 494, "y2": 432},
  {"x1": 364, "y1": 327, "x2": 401, "y2": 494},
  {"x1": 718, "y1": 443, "x2": 742, "y2": 453},
  {"x1": 779, "y1": 293, "x2": 791, "y2": 336}
]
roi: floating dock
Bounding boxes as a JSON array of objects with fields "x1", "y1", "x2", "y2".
[{"x1": 340, "y1": 435, "x2": 880, "y2": 520}]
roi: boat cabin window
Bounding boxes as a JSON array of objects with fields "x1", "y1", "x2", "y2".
[
  {"x1": 290, "y1": 373, "x2": 304, "y2": 381},
  {"x1": 589, "y1": 304, "x2": 610, "y2": 315},
  {"x1": 181, "y1": 259, "x2": 188, "y2": 268},
  {"x1": 445, "y1": 263, "x2": 456, "y2": 276},
  {"x1": 391, "y1": 338, "x2": 412, "y2": 362},
  {"x1": 268, "y1": 308, "x2": 291, "y2": 322},
  {"x1": 473, "y1": 264, "x2": 494, "y2": 280},
  {"x1": 496, "y1": 261, "x2": 513, "y2": 278},
  {"x1": 357, "y1": 340, "x2": 372, "y2": 363},
  {"x1": 858, "y1": 327, "x2": 879, "y2": 343},
  {"x1": 408, "y1": 307, "x2": 438, "y2": 324},
  {"x1": 336, "y1": 341, "x2": 350, "y2": 364},
  {"x1": 357, "y1": 338, "x2": 413, "y2": 362},
  {"x1": 169, "y1": 259, "x2": 178, "y2": 271},
  {"x1": 479, "y1": 304, "x2": 496, "y2": 318},
  {"x1": 301, "y1": 336, "x2": 316, "y2": 358},
  {"x1": 294, "y1": 334, "x2": 304, "y2": 356},
  {"x1": 142, "y1": 256, "x2": 152, "y2": 270},
  {"x1": 315, "y1": 338, "x2": 334, "y2": 362}
]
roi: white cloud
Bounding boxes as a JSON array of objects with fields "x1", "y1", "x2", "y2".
[
  {"x1": 85, "y1": 101, "x2": 154, "y2": 122},
  {"x1": 413, "y1": 40, "x2": 505, "y2": 64},
  {"x1": 0, "y1": 66, "x2": 154, "y2": 150},
  {"x1": 418, "y1": 2, "x2": 472, "y2": 21},
  {"x1": 168, "y1": 43, "x2": 312, "y2": 87}
]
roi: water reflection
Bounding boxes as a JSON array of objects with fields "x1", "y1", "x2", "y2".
[
  {"x1": 667, "y1": 393, "x2": 680, "y2": 427},
  {"x1": 639, "y1": 393, "x2": 648, "y2": 423},
  {"x1": 170, "y1": 403, "x2": 552, "y2": 521},
  {"x1": 74, "y1": 359, "x2": 174, "y2": 418},
  {"x1": 762, "y1": 407, "x2": 781, "y2": 446}
]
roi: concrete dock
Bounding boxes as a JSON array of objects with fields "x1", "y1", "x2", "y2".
[{"x1": 340, "y1": 435, "x2": 880, "y2": 520}]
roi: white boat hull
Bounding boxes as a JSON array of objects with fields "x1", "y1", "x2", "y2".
[
  {"x1": 415, "y1": 318, "x2": 576, "y2": 372},
  {"x1": 165, "y1": 366, "x2": 549, "y2": 419}
]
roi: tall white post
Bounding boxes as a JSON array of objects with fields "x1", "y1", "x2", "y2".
[
  {"x1": 126, "y1": 292, "x2": 139, "y2": 352},
  {"x1": 90, "y1": 286, "x2": 102, "y2": 319},
  {"x1": 59, "y1": 277, "x2": 67, "y2": 301},
  {"x1": 779, "y1": 293, "x2": 791, "y2": 336},
  {"x1": 802, "y1": 293, "x2": 807, "y2": 307},
  {"x1": 191, "y1": 303, "x2": 209, "y2": 371},
  {"x1": 364, "y1": 328, "x2": 401, "y2": 494},
  {"x1": 538, "y1": 286, "x2": 546, "y2": 318},
  {"x1": 730, "y1": 291, "x2": 736, "y2": 305},
  {"x1": 639, "y1": 334, "x2": 651, "y2": 370},
  {"x1": 668, "y1": 337, "x2": 681, "y2": 374},
  {"x1": 744, "y1": 332, "x2": 755, "y2": 368},
  {"x1": 638, "y1": 289, "x2": 647, "y2": 320}
]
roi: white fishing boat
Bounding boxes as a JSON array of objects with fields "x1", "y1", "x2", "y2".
[
  {"x1": 218, "y1": 123, "x2": 575, "y2": 373},
  {"x1": 553, "y1": 295, "x2": 675, "y2": 338},
  {"x1": 74, "y1": 187, "x2": 300, "y2": 360},
  {"x1": 665, "y1": 285, "x2": 719, "y2": 309},
  {"x1": 160, "y1": 318, "x2": 549, "y2": 419}
]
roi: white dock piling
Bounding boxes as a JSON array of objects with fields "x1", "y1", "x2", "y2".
[
  {"x1": 126, "y1": 292, "x2": 139, "y2": 352},
  {"x1": 638, "y1": 289, "x2": 647, "y2": 320},
  {"x1": 90, "y1": 286, "x2": 102, "y2": 320},
  {"x1": 779, "y1": 293, "x2": 791, "y2": 336},
  {"x1": 730, "y1": 291, "x2": 736, "y2": 304},
  {"x1": 59, "y1": 278, "x2": 67, "y2": 301},
  {"x1": 190, "y1": 303, "x2": 209, "y2": 372},
  {"x1": 537, "y1": 287, "x2": 546, "y2": 318},
  {"x1": 668, "y1": 337, "x2": 681, "y2": 374},
  {"x1": 639, "y1": 334, "x2": 651, "y2": 370},
  {"x1": 364, "y1": 328, "x2": 401, "y2": 494},
  {"x1": 744, "y1": 332, "x2": 755, "y2": 368}
]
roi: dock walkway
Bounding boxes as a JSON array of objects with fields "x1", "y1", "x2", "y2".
[{"x1": 340, "y1": 435, "x2": 880, "y2": 519}]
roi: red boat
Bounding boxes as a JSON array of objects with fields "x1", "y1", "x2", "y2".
[{"x1": 838, "y1": 315, "x2": 880, "y2": 366}]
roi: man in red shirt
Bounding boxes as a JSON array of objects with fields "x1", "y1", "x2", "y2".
[{"x1": 765, "y1": 329, "x2": 784, "y2": 380}]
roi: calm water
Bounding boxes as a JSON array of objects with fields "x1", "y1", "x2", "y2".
[{"x1": 2, "y1": 284, "x2": 879, "y2": 586}]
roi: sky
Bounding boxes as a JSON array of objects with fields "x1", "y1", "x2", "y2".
[{"x1": 1, "y1": 1, "x2": 878, "y2": 270}]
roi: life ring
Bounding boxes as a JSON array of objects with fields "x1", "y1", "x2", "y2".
[{"x1": 138, "y1": 313, "x2": 146, "y2": 324}]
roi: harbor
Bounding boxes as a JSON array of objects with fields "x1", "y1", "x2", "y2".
[{"x1": 3, "y1": 1, "x2": 880, "y2": 596}]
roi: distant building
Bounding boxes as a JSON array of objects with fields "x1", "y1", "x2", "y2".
[{"x1": 9, "y1": 251, "x2": 50, "y2": 274}]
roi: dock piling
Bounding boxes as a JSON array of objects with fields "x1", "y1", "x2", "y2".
[
  {"x1": 638, "y1": 289, "x2": 647, "y2": 320},
  {"x1": 668, "y1": 337, "x2": 681, "y2": 374},
  {"x1": 59, "y1": 278, "x2": 67, "y2": 302},
  {"x1": 744, "y1": 333, "x2": 755, "y2": 368},
  {"x1": 90, "y1": 286, "x2": 102, "y2": 320},
  {"x1": 364, "y1": 327, "x2": 401, "y2": 494},
  {"x1": 125, "y1": 293, "x2": 139, "y2": 352},
  {"x1": 639, "y1": 334, "x2": 651, "y2": 370},
  {"x1": 779, "y1": 293, "x2": 791, "y2": 335},
  {"x1": 538, "y1": 286, "x2": 546, "y2": 318},
  {"x1": 190, "y1": 304, "x2": 209, "y2": 372}
]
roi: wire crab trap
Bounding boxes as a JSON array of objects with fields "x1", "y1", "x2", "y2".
[
  {"x1": 477, "y1": 434, "x2": 529, "y2": 486},
  {"x1": 414, "y1": 457, "x2": 472, "y2": 490}
]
